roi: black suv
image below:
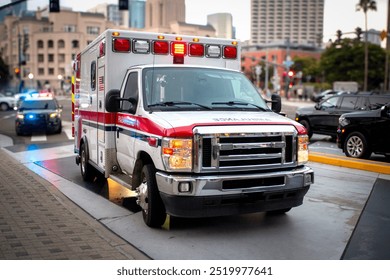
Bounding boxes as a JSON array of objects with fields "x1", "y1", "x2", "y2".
[
  {"x1": 15, "y1": 97, "x2": 63, "y2": 135},
  {"x1": 337, "y1": 104, "x2": 390, "y2": 159},
  {"x1": 295, "y1": 92, "x2": 390, "y2": 139}
]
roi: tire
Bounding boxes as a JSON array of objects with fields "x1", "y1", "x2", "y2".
[
  {"x1": 299, "y1": 119, "x2": 313, "y2": 139},
  {"x1": 137, "y1": 164, "x2": 166, "y2": 228},
  {"x1": 0, "y1": 102, "x2": 9, "y2": 111},
  {"x1": 56, "y1": 123, "x2": 62, "y2": 134},
  {"x1": 80, "y1": 143, "x2": 95, "y2": 181},
  {"x1": 344, "y1": 132, "x2": 371, "y2": 159}
]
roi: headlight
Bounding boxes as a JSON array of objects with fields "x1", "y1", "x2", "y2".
[
  {"x1": 339, "y1": 116, "x2": 350, "y2": 127},
  {"x1": 17, "y1": 114, "x2": 24, "y2": 119},
  {"x1": 162, "y1": 138, "x2": 192, "y2": 171},
  {"x1": 50, "y1": 112, "x2": 58, "y2": 118},
  {"x1": 297, "y1": 135, "x2": 309, "y2": 165}
]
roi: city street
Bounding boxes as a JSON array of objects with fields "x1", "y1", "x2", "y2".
[{"x1": 1, "y1": 97, "x2": 389, "y2": 259}]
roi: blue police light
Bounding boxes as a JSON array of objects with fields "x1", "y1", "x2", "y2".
[{"x1": 27, "y1": 114, "x2": 35, "y2": 120}]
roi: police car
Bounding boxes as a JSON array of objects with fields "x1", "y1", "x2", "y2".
[{"x1": 15, "y1": 94, "x2": 62, "y2": 135}]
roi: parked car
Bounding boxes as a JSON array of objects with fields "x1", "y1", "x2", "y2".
[
  {"x1": 295, "y1": 92, "x2": 390, "y2": 139},
  {"x1": 0, "y1": 93, "x2": 16, "y2": 111},
  {"x1": 310, "y1": 89, "x2": 340, "y2": 103},
  {"x1": 337, "y1": 104, "x2": 390, "y2": 159},
  {"x1": 15, "y1": 96, "x2": 62, "y2": 135}
]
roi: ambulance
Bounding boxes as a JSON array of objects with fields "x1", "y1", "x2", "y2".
[{"x1": 72, "y1": 29, "x2": 314, "y2": 228}]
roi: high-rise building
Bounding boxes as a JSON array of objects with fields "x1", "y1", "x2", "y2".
[
  {"x1": 250, "y1": 0, "x2": 324, "y2": 46},
  {"x1": 207, "y1": 13, "x2": 233, "y2": 39},
  {"x1": 0, "y1": 0, "x2": 28, "y2": 21},
  {"x1": 129, "y1": 0, "x2": 146, "y2": 29},
  {"x1": 88, "y1": 3, "x2": 126, "y2": 26},
  {"x1": 145, "y1": 0, "x2": 185, "y2": 32}
]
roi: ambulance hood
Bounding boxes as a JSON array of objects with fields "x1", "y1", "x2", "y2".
[{"x1": 148, "y1": 110, "x2": 303, "y2": 137}]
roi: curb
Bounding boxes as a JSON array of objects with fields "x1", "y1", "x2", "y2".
[{"x1": 309, "y1": 152, "x2": 390, "y2": 175}]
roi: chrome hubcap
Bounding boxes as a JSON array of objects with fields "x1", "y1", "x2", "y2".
[
  {"x1": 136, "y1": 181, "x2": 148, "y2": 214},
  {"x1": 346, "y1": 136, "x2": 363, "y2": 157}
]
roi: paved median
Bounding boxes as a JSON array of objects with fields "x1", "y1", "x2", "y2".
[{"x1": 309, "y1": 152, "x2": 390, "y2": 175}]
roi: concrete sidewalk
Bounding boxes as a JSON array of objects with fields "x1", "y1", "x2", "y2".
[{"x1": 0, "y1": 148, "x2": 149, "y2": 260}]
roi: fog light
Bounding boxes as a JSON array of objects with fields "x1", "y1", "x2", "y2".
[
  {"x1": 178, "y1": 182, "x2": 192, "y2": 193},
  {"x1": 304, "y1": 173, "x2": 313, "y2": 186}
]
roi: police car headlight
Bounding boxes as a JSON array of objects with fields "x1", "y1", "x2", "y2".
[
  {"x1": 339, "y1": 115, "x2": 350, "y2": 127},
  {"x1": 17, "y1": 114, "x2": 24, "y2": 119},
  {"x1": 162, "y1": 138, "x2": 192, "y2": 171},
  {"x1": 49, "y1": 112, "x2": 58, "y2": 118},
  {"x1": 297, "y1": 135, "x2": 309, "y2": 165}
]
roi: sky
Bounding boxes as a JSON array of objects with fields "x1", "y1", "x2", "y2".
[{"x1": 2, "y1": 0, "x2": 388, "y2": 42}]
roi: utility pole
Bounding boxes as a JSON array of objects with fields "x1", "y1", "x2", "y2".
[{"x1": 386, "y1": 0, "x2": 390, "y2": 90}]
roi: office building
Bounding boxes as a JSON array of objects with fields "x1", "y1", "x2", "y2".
[
  {"x1": 250, "y1": 0, "x2": 324, "y2": 46},
  {"x1": 129, "y1": 0, "x2": 146, "y2": 29},
  {"x1": 0, "y1": 7, "x2": 113, "y2": 91},
  {"x1": 207, "y1": 13, "x2": 233, "y2": 39},
  {"x1": 0, "y1": 0, "x2": 27, "y2": 21}
]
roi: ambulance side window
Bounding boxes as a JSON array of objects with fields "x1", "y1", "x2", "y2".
[
  {"x1": 90, "y1": 61, "x2": 96, "y2": 91},
  {"x1": 121, "y1": 72, "x2": 138, "y2": 113}
]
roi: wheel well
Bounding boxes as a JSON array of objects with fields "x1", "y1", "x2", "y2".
[{"x1": 132, "y1": 151, "x2": 154, "y2": 190}]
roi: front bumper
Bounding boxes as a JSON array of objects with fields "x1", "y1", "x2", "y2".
[{"x1": 156, "y1": 166, "x2": 314, "y2": 218}]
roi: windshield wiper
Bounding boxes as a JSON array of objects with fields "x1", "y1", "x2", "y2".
[
  {"x1": 211, "y1": 101, "x2": 269, "y2": 111},
  {"x1": 148, "y1": 101, "x2": 212, "y2": 110}
]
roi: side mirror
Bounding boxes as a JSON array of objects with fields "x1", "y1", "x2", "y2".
[
  {"x1": 271, "y1": 94, "x2": 282, "y2": 113},
  {"x1": 105, "y1": 89, "x2": 121, "y2": 112},
  {"x1": 314, "y1": 103, "x2": 320, "y2": 110}
]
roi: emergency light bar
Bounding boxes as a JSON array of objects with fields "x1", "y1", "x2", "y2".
[{"x1": 110, "y1": 33, "x2": 238, "y2": 60}]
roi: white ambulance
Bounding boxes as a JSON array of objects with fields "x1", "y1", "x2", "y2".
[{"x1": 72, "y1": 29, "x2": 314, "y2": 228}]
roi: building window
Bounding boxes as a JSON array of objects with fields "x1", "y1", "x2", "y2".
[
  {"x1": 48, "y1": 40, "x2": 54, "y2": 48},
  {"x1": 38, "y1": 54, "x2": 44, "y2": 62},
  {"x1": 38, "y1": 68, "x2": 44, "y2": 75},
  {"x1": 72, "y1": 40, "x2": 79, "y2": 48},
  {"x1": 58, "y1": 54, "x2": 65, "y2": 63},
  {"x1": 58, "y1": 68, "x2": 65, "y2": 75},
  {"x1": 37, "y1": 40, "x2": 44, "y2": 48},
  {"x1": 64, "y1": 25, "x2": 76, "y2": 32},
  {"x1": 58, "y1": 40, "x2": 65, "y2": 48},
  {"x1": 48, "y1": 54, "x2": 54, "y2": 62},
  {"x1": 48, "y1": 68, "x2": 54, "y2": 75},
  {"x1": 87, "y1": 26, "x2": 100, "y2": 35}
]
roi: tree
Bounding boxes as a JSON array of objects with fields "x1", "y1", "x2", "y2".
[
  {"x1": 320, "y1": 38, "x2": 385, "y2": 90},
  {"x1": 291, "y1": 57, "x2": 321, "y2": 83},
  {"x1": 356, "y1": 0, "x2": 377, "y2": 91}
]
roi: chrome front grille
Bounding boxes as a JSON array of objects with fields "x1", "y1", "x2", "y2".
[{"x1": 194, "y1": 125, "x2": 297, "y2": 172}]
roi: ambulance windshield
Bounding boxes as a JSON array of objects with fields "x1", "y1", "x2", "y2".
[{"x1": 143, "y1": 67, "x2": 269, "y2": 112}]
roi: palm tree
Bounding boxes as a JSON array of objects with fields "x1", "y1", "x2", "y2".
[{"x1": 356, "y1": 0, "x2": 377, "y2": 91}]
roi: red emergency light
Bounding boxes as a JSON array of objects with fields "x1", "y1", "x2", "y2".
[
  {"x1": 153, "y1": 41, "x2": 169, "y2": 54},
  {"x1": 172, "y1": 42, "x2": 186, "y2": 55},
  {"x1": 113, "y1": 38, "x2": 131, "y2": 52},
  {"x1": 223, "y1": 46, "x2": 237, "y2": 59},
  {"x1": 189, "y1": 43, "x2": 204, "y2": 57},
  {"x1": 172, "y1": 42, "x2": 187, "y2": 64}
]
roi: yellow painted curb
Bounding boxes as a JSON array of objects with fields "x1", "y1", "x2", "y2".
[{"x1": 309, "y1": 152, "x2": 390, "y2": 175}]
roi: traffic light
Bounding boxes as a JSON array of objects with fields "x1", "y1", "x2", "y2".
[
  {"x1": 49, "y1": 0, "x2": 60, "y2": 13},
  {"x1": 355, "y1": 27, "x2": 362, "y2": 41},
  {"x1": 336, "y1": 30, "x2": 342, "y2": 42},
  {"x1": 288, "y1": 70, "x2": 294, "y2": 78},
  {"x1": 118, "y1": 0, "x2": 129, "y2": 10},
  {"x1": 14, "y1": 67, "x2": 20, "y2": 78}
]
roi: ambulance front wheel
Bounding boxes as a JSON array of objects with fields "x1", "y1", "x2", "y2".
[
  {"x1": 138, "y1": 164, "x2": 166, "y2": 228},
  {"x1": 80, "y1": 143, "x2": 94, "y2": 181}
]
